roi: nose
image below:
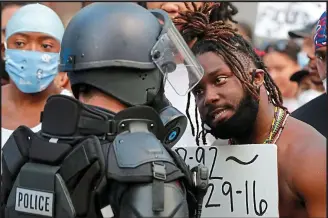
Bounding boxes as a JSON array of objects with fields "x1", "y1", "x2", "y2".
[
  {"x1": 30, "y1": 43, "x2": 38, "y2": 51},
  {"x1": 308, "y1": 53, "x2": 315, "y2": 61},
  {"x1": 204, "y1": 86, "x2": 220, "y2": 107},
  {"x1": 161, "y1": 3, "x2": 180, "y2": 16},
  {"x1": 24, "y1": 42, "x2": 38, "y2": 52}
]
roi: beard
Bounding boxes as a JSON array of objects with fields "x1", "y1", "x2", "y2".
[{"x1": 206, "y1": 92, "x2": 260, "y2": 140}]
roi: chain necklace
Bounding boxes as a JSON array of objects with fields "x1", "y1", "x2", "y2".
[{"x1": 229, "y1": 106, "x2": 289, "y2": 145}]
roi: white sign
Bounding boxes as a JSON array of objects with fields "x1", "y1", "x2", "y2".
[
  {"x1": 254, "y1": 2, "x2": 326, "y2": 39},
  {"x1": 15, "y1": 187, "x2": 54, "y2": 217},
  {"x1": 174, "y1": 144, "x2": 278, "y2": 217}
]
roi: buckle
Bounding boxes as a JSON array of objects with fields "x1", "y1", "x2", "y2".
[
  {"x1": 152, "y1": 162, "x2": 166, "y2": 180},
  {"x1": 106, "y1": 120, "x2": 117, "y2": 136}
]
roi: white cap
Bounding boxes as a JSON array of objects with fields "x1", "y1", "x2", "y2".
[{"x1": 5, "y1": 4, "x2": 65, "y2": 43}]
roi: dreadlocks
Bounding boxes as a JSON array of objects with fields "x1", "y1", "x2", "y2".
[
  {"x1": 137, "y1": 2, "x2": 238, "y2": 23},
  {"x1": 209, "y1": 2, "x2": 238, "y2": 23},
  {"x1": 174, "y1": 3, "x2": 285, "y2": 146}
]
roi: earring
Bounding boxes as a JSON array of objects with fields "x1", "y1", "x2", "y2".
[{"x1": 255, "y1": 84, "x2": 261, "y2": 93}]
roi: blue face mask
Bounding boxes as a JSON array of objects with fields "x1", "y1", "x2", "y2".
[
  {"x1": 4, "y1": 49, "x2": 59, "y2": 93},
  {"x1": 297, "y1": 51, "x2": 310, "y2": 69}
]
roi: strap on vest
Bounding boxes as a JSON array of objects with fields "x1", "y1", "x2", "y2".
[
  {"x1": 60, "y1": 138, "x2": 102, "y2": 182},
  {"x1": 152, "y1": 162, "x2": 166, "y2": 212},
  {"x1": 58, "y1": 137, "x2": 104, "y2": 217},
  {"x1": 71, "y1": 161, "x2": 101, "y2": 217},
  {"x1": 78, "y1": 117, "x2": 117, "y2": 136}
]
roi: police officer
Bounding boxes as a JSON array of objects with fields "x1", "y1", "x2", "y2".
[{"x1": 1, "y1": 3, "x2": 208, "y2": 218}]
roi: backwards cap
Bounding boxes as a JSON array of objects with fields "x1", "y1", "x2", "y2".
[
  {"x1": 5, "y1": 3, "x2": 65, "y2": 43},
  {"x1": 314, "y1": 11, "x2": 327, "y2": 50}
]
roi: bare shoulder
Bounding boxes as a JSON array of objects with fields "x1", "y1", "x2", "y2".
[
  {"x1": 278, "y1": 116, "x2": 326, "y2": 217},
  {"x1": 281, "y1": 116, "x2": 325, "y2": 149},
  {"x1": 278, "y1": 116, "x2": 325, "y2": 166}
]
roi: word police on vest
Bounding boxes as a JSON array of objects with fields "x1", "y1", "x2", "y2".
[{"x1": 15, "y1": 187, "x2": 54, "y2": 217}]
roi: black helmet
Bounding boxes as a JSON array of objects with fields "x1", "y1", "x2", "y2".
[
  {"x1": 59, "y1": 3, "x2": 161, "y2": 105},
  {"x1": 59, "y1": 2, "x2": 203, "y2": 106},
  {"x1": 59, "y1": 2, "x2": 205, "y2": 147}
]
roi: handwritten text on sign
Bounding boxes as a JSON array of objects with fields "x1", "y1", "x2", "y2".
[
  {"x1": 254, "y1": 2, "x2": 326, "y2": 39},
  {"x1": 174, "y1": 144, "x2": 279, "y2": 217}
]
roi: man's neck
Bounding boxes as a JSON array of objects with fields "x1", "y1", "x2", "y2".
[
  {"x1": 79, "y1": 90, "x2": 128, "y2": 113},
  {"x1": 6, "y1": 83, "x2": 58, "y2": 108},
  {"x1": 232, "y1": 91, "x2": 276, "y2": 145}
]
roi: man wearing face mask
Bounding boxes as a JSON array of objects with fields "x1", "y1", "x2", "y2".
[
  {"x1": 288, "y1": 22, "x2": 317, "y2": 69},
  {"x1": 1, "y1": 2, "x2": 30, "y2": 86},
  {"x1": 1, "y1": 3, "x2": 65, "y2": 147},
  {"x1": 288, "y1": 21, "x2": 325, "y2": 107},
  {"x1": 292, "y1": 11, "x2": 327, "y2": 138},
  {"x1": 290, "y1": 66, "x2": 324, "y2": 107}
]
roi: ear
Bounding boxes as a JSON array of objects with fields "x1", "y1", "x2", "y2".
[
  {"x1": 54, "y1": 72, "x2": 71, "y2": 90},
  {"x1": 249, "y1": 69, "x2": 265, "y2": 89},
  {"x1": 188, "y1": 37, "x2": 198, "y2": 48}
]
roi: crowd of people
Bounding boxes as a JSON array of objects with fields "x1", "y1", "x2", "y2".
[
  {"x1": 1, "y1": 2, "x2": 326, "y2": 147},
  {"x1": 0, "y1": 2, "x2": 326, "y2": 218}
]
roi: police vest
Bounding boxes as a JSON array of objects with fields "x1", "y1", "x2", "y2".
[
  {"x1": 1, "y1": 127, "x2": 107, "y2": 218},
  {"x1": 1, "y1": 95, "x2": 204, "y2": 218}
]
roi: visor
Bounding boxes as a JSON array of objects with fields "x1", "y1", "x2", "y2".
[
  {"x1": 150, "y1": 9, "x2": 204, "y2": 96},
  {"x1": 288, "y1": 22, "x2": 316, "y2": 39}
]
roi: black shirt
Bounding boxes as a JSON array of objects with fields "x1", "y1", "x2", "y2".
[{"x1": 291, "y1": 93, "x2": 327, "y2": 138}]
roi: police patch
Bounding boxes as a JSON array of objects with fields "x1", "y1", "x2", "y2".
[{"x1": 15, "y1": 187, "x2": 54, "y2": 217}]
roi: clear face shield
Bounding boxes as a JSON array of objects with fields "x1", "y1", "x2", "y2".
[{"x1": 150, "y1": 9, "x2": 204, "y2": 96}]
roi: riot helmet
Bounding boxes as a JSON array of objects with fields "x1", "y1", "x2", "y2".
[{"x1": 59, "y1": 2, "x2": 204, "y2": 146}]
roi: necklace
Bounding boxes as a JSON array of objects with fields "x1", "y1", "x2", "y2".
[{"x1": 229, "y1": 106, "x2": 289, "y2": 145}]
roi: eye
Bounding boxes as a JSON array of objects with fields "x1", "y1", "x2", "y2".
[
  {"x1": 215, "y1": 76, "x2": 227, "y2": 85},
  {"x1": 316, "y1": 53, "x2": 326, "y2": 61},
  {"x1": 15, "y1": 41, "x2": 25, "y2": 47},
  {"x1": 42, "y1": 44, "x2": 53, "y2": 49},
  {"x1": 193, "y1": 87, "x2": 204, "y2": 96}
]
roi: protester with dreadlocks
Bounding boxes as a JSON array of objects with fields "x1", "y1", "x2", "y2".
[
  {"x1": 137, "y1": 2, "x2": 238, "y2": 147},
  {"x1": 175, "y1": 4, "x2": 326, "y2": 218}
]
